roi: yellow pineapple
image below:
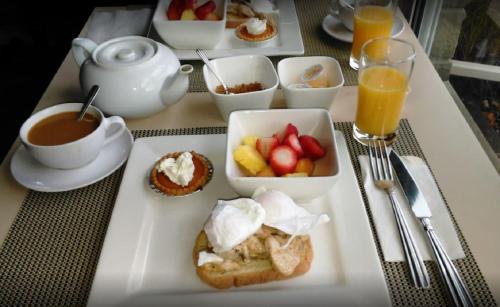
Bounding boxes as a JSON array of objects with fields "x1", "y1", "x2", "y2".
[
  {"x1": 257, "y1": 165, "x2": 276, "y2": 177},
  {"x1": 242, "y1": 135, "x2": 259, "y2": 148},
  {"x1": 284, "y1": 172, "x2": 309, "y2": 177},
  {"x1": 233, "y1": 145, "x2": 266, "y2": 175}
]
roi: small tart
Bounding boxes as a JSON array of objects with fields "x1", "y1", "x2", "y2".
[
  {"x1": 150, "y1": 151, "x2": 212, "y2": 196},
  {"x1": 236, "y1": 21, "x2": 277, "y2": 42}
]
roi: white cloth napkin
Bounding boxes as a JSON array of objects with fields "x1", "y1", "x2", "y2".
[
  {"x1": 86, "y1": 8, "x2": 152, "y2": 44},
  {"x1": 359, "y1": 155, "x2": 465, "y2": 262}
]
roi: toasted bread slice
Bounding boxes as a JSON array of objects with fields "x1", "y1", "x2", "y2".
[{"x1": 193, "y1": 230, "x2": 313, "y2": 289}]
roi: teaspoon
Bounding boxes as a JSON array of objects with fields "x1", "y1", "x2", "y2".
[
  {"x1": 195, "y1": 49, "x2": 231, "y2": 95},
  {"x1": 78, "y1": 85, "x2": 100, "y2": 121}
]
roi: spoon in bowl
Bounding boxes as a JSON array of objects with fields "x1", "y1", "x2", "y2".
[
  {"x1": 78, "y1": 85, "x2": 100, "y2": 121},
  {"x1": 195, "y1": 49, "x2": 231, "y2": 95}
]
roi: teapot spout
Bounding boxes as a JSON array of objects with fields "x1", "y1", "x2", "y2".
[{"x1": 161, "y1": 64, "x2": 193, "y2": 106}]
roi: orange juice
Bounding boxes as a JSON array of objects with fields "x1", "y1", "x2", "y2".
[
  {"x1": 351, "y1": 6, "x2": 394, "y2": 61},
  {"x1": 355, "y1": 66, "x2": 408, "y2": 136}
]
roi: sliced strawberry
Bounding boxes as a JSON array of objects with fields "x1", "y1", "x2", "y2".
[
  {"x1": 299, "y1": 135, "x2": 326, "y2": 160},
  {"x1": 274, "y1": 123, "x2": 299, "y2": 143},
  {"x1": 166, "y1": 0, "x2": 183, "y2": 20},
  {"x1": 256, "y1": 135, "x2": 279, "y2": 161},
  {"x1": 183, "y1": 0, "x2": 197, "y2": 10},
  {"x1": 283, "y1": 133, "x2": 304, "y2": 158},
  {"x1": 195, "y1": 0, "x2": 216, "y2": 20},
  {"x1": 269, "y1": 145, "x2": 298, "y2": 176}
]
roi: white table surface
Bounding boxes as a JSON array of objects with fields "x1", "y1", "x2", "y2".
[{"x1": 0, "y1": 6, "x2": 499, "y2": 304}]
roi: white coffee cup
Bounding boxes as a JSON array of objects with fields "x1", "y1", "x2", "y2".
[
  {"x1": 330, "y1": 0, "x2": 355, "y2": 31},
  {"x1": 19, "y1": 103, "x2": 126, "y2": 169}
]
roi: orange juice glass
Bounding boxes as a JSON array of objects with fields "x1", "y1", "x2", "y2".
[
  {"x1": 349, "y1": 0, "x2": 397, "y2": 70},
  {"x1": 353, "y1": 38, "x2": 415, "y2": 145}
]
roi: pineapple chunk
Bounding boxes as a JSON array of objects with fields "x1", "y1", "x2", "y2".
[
  {"x1": 242, "y1": 135, "x2": 259, "y2": 148},
  {"x1": 233, "y1": 145, "x2": 266, "y2": 175},
  {"x1": 180, "y1": 9, "x2": 197, "y2": 20},
  {"x1": 294, "y1": 158, "x2": 315, "y2": 176}
]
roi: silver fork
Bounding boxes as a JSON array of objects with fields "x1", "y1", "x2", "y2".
[{"x1": 368, "y1": 139, "x2": 430, "y2": 289}]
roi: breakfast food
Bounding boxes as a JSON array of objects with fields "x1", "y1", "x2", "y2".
[
  {"x1": 149, "y1": 151, "x2": 212, "y2": 196},
  {"x1": 236, "y1": 17, "x2": 277, "y2": 43},
  {"x1": 226, "y1": 0, "x2": 275, "y2": 28},
  {"x1": 193, "y1": 188, "x2": 330, "y2": 289},
  {"x1": 215, "y1": 82, "x2": 264, "y2": 94},
  {"x1": 167, "y1": 0, "x2": 221, "y2": 21},
  {"x1": 232, "y1": 123, "x2": 327, "y2": 177},
  {"x1": 288, "y1": 64, "x2": 331, "y2": 89}
]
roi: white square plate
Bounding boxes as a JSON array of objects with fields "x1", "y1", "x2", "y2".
[
  {"x1": 87, "y1": 132, "x2": 390, "y2": 306},
  {"x1": 148, "y1": 0, "x2": 304, "y2": 60}
]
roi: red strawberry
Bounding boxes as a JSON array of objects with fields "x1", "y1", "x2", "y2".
[
  {"x1": 256, "y1": 136, "x2": 279, "y2": 161},
  {"x1": 183, "y1": 0, "x2": 197, "y2": 9},
  {"x1": 299, "y1": 135, "x2": 326, "y2": 160},
  {"x1": 283, "y1": 133, "x2": 304, "y2": 158},
  {"x1": 166, "y1": 0, "x2": 183, "y2": 20},
  {"x1": 274, "y1": 123, "x2": 299, "y2": 143},
  {"x1": 195, "y1": 0, "x2": 216, "y2": 20},
  {"x1": 269, "y1": 145, "x2": 298, "y2": 176}
]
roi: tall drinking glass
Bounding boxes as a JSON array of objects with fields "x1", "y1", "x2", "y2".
[
  {"x1": 349, "y1": 0, "x2": 397, "y2": 70},
  {"x1": 352, "y1": 37, "x2": 415, "y2": 145}
]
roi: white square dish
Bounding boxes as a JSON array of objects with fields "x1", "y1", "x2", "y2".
[
  {"x1": 278, "y1": 56, "x2": 345, "y2": 109},
  {"x1": 226, "y1": 109, "x2": 340, "y2": 201},
  {"x1": 149, "y1": 0, "x2": 304, "y2": 59},
  {"x1": 87, "y1": 132, "x2": 390, "y2": 306},
  {"x1": 203, "y1": 55, "x2": 279, "y2": 121},
  {"x1": 153, "y1": 0, "x2": 227, "y2": 49}
]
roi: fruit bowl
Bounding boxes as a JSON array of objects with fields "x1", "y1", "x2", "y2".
[
  {"x1": 153, "y1": 0, "x2": 227, "y2": 49},
  {"x1": 225, "y1": 109, "x2": 341, "y2": 201}
]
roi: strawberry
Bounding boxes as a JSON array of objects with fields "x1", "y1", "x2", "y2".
[
  {"x1": 183, "y1": 0, "x2": 197, "y2": 10},
  {"x1": 274, "y1": 123, "x2": 299, "y2": 143},
  {"x1": 256, "y1": 136, "x2": 279, "y2": 161},
  {"x1": 195, "y1": 0, "x2": 216, "y2": 20},
  {"x1": 166, "y1": 0, "x2": 183, "y2": 20},
  {"x1": 283, "y1": 133, "x2": 304, "y2": 158},
  {"x1": 299, "y1": 135, "x2": 326, "y2": 160},
  {"x1": 269, "y1": 145, "x2": 298, "y2": 176}
]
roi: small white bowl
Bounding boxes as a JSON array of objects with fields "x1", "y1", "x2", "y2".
[
  {"x1": 203, "y1": 55, "x2": 279, "y2": 121},
  {"x1": 278, "y1": 56, "x2": 344, "y2": 109},
  {"x1": 153, "y1": 0, "x2": 227, "y2": 49},
  {"x1": 225, "y1": 109, "x2": 341, "y2": 202}
]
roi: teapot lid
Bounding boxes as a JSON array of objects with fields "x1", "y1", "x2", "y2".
[{"x1": 93, "y1": 36, "x2": 157, "y2": 69}]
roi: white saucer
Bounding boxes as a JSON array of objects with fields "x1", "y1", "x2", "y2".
[
  {"x1": 10, "y1": 129, "x2": 133, "y2": 192},
  {"x1": 322, "y1": 14, "x2": 404, "y2": 43}
]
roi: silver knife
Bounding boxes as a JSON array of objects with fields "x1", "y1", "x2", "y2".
[{"x1": 389, "y1": 151, "x2": 475, "y2": 307}]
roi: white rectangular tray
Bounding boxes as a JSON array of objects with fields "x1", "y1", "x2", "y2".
[
  {"x1": 149, "y1": 0, "x2": 304, "y2": 60},
  {"x1": 87, "y1": 132, "x2": 390, "y2": 306}
]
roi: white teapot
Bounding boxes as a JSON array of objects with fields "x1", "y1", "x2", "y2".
[{"x1": 72, "y1": 36, "x2": 193, "y2": 118}]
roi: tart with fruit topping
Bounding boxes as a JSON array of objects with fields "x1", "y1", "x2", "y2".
[
  {"x1": 235, "y1": 17, "x2": 277, "y2": 43},
  {"x1": 150, "y1": 151, "x2": 213, "y2": 196}
]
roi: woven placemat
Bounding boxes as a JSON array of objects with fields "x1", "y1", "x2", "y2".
[
  {"x1": 0, "y1": 122, "x2": 496, "y2": 306},
  {"x1": 185, "y1": 0, "x2": 356, "y2": 92}
]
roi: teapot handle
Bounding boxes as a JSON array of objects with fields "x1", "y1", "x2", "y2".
[{"x1": 72, "y1": 38, "x2": 98, "y2": 67}]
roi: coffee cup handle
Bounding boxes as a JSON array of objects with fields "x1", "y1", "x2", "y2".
[
  {"x1": 102, "y1": 116, "x2": 127, "y2": 146},
  {"x1": 329, "y1": 0, "x2": 340, "y2": 15}
]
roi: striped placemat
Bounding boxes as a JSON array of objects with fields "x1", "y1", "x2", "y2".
[
  {"x1": 0, "y1": 121, "x2": 496, "y2": 306},
  {"x1": 184, "y1": 0, "x2": 356, "y2": 92}
]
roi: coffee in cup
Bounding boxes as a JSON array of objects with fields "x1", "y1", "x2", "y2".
[{"x1": 19, "y1": 103, "x2": 126, "y2": 169}]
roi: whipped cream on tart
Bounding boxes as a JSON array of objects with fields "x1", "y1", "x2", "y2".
[
  {"x1": 236, "y1": 17, "x2": 277, "y2": 42},
  {"x1": 150, "y1": 151, "x2": 213, "y2": 196}
]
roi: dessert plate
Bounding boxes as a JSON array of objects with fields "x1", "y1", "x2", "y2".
[
  {"x1": 10, "y1": 129, "x2": 133, "y2": 192},
  {"x1": 149, "y1": 0, "x2": 304, "y2": 60},
  {"x1": 87, "y1": 132, "x2": 390, "y2": 306},
  {"x1": 322, "y1": 14, "x2": 404, "y2": 43}
]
